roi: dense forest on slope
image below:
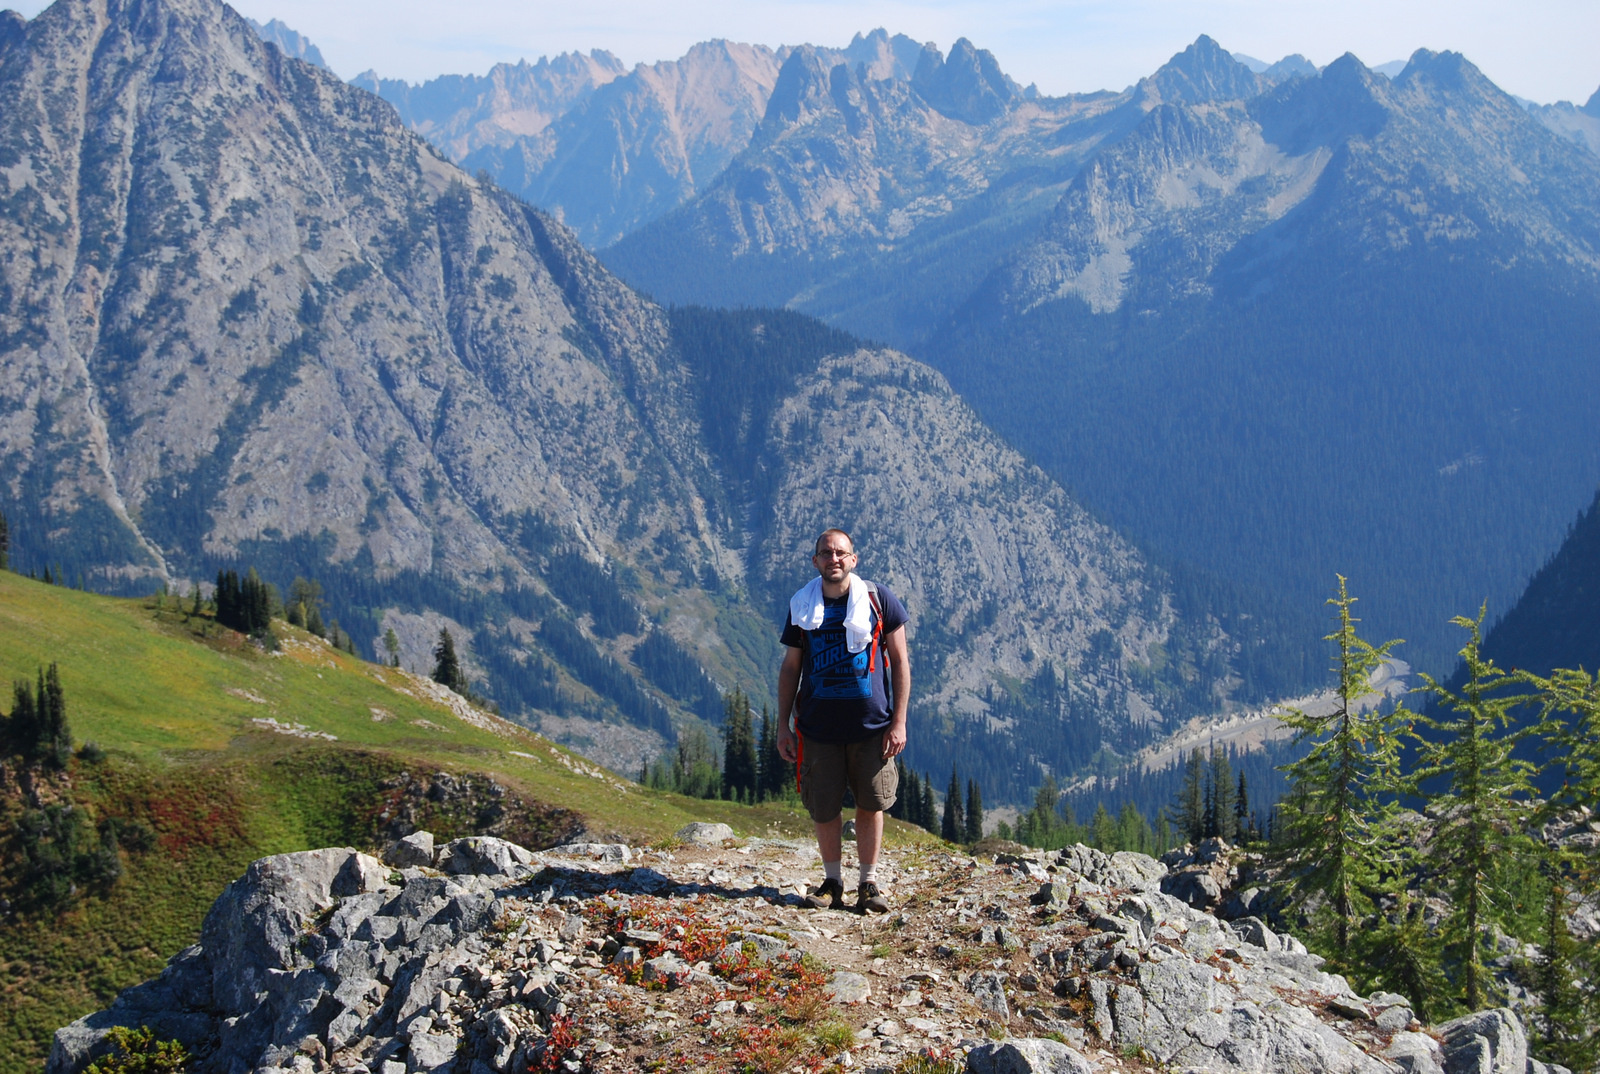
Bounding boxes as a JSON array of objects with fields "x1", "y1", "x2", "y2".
[
  {"x1": 1479, "y1": 487, "x2": 1600, "y2": 679},
  {"x1": 930, "y1": 249, "x2": 1600, "y2": 676}
]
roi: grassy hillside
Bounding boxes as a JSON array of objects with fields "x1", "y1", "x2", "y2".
[{"x1": 0, "y1": 571, "x2": 898, "y2": 1072}]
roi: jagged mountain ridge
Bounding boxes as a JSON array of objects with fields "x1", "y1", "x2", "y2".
[
  {"x1": 0, "y1": 0, "x2": 1230, "y2": 792},
  {"x1": 359, "y1": 28, "x2": 929, "y2": 248},
  {"x1": 600, "y1": 30, "x2": 1600, "y2": 675},
  {"x1": 600, "y1": 38, "x2": 1145, "y2": 341},
  {"x1": 458, "y1": 40, "x2": 784, "y2": 248},
  {"x1": 348, "y1": 51, "x2": 629, "y2": 161}
]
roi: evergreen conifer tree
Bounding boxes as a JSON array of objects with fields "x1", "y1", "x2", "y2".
[
  {"x1": 306, "y1": 604, "x2": 324, "y2": 637},
  {"x1": 6, "y1": 680, "x2": 35, "y2": 758},
  {"x1": 1235, "y1": 772, "x2": 1252, "y2": 842},
  {"x1": 384, "y1": 628, "x2": 401, "y2": 667},
  {"x1": 941, "y1": 766, "x2": 966, "y2": 842},
  {"x1": 721, "y1": 689, "x2": 757, "y2": 802},
  {"x1": 965, "y1": 779, "x2": 984, "y2": 843},
  {"x1": 288, "y1": 602, "x2": 305, "y2": 628},
  {"x1": 1209, "y1": 746, "x2": 1236, "y2": 842},
  {"x1": 900, "y1": 766, "x2": 921, "y2": 825},
  {"x1": 41, "y1": 663, "x2": 68, "y2": 767},
  {"x1": 757, "y1": 707, "x2": 787, "y2": 801},
  {"x1": 0, "y1": 507, "x2": 9, "y2": 570},
  {"x1": 1090, "y1": 803, "x2": 1116, "y2": 849},
  {"x1": 920, "y1": 780, "x2": 937, "y2": 835},
  {"x1": 1175, "y1": 749, "x2": 1207, "y2": 844},
  {"x1": 1414, "y1": 606, "x2": 1536, "y2": 1009},
  {"x1": 889, "y1": 759, "x2": 908, "y2": 820},
  {"x1": 432, "y1": 629, "x2": 466, "y2": 694},
  {"x1": 1277, "y1": 577, "x2": 1409, "y2": 964},
  {"x1": 1532, "y1": 870, "x2": 1594, "y2": 1069}
]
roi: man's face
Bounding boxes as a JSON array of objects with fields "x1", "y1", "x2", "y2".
[{"x1": 812, "y1": 536, "x2": 857, "y2": 584}]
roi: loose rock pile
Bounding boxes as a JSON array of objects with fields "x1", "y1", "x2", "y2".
[{"x1": 48, "y1": 832, "x2": 1564, "y2": 1074}]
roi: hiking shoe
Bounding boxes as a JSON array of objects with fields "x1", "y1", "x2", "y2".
[
  {"x1": 856, "y1": 881, "x2": 889, "y2": 914},
  {"x1": 804, "y1": 877, "x2": 845, "y2": 910}
]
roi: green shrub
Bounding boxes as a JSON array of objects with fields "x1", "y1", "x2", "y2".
[{"x1": 83, "y1": 1026, "x2": 188, "y2": 1073}]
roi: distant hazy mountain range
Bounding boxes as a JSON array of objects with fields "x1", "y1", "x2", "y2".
[{"x1": 0, "y1": 0, "x2": 1233, "y2": 797}]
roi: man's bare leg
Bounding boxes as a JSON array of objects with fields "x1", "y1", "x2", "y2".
[
  {"x1": 855, "y1": 808, "x2": 883, "y2": 871},
  {"x1": 815, "y1": 815, "x2": 843, "y2": 866}
]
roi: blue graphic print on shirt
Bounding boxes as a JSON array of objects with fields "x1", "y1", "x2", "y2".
[{"x1": 809, "y1": 599, "x2": 874, "y2": 700}]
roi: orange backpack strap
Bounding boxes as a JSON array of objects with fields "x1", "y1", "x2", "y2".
[{"x1": 865, "y1": 583, "x2": 883, "y2": 672}]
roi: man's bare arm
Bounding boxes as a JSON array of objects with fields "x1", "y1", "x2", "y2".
[
  {"x1": 776, "y1": 645, "x2": 804, "y2": 762},
  {"x1": 882, "y1": 626, "x2": 910, "y2": 759}
]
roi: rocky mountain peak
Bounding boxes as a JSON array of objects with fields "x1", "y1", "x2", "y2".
[
  {"x1": 839, "y1": 27, "x2": 925, "y2": 82},
  {"x1": 760, "y1": 44, "x2": 854, "y2": 133},
  {"x1": 1262, "y1": 53, "x2": 1318, "y2": 83},
  {"x1": 1144, "y1": 34, "x2": 1263, "y2": 104},
  {"x1": 0, "y1": 8, "x2": 24, "y2": 53},
  {"x1": 1585, "y1": 85, "x2": 1600, "y2": 118},
  {"x1": 910, "y1": 36, "x2": 1019, "y2": 124},
  {"x1": 1394, "y1": 47, "x2": 1499, "y2": 99},
  {"x1": 1251, "y1": 51, "x2": 1391, "y2": 156},
  {"x1": 246, "y1": 16, "x2": 326, "y2": 70}
]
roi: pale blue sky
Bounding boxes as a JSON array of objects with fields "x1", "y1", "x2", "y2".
[{"x1": 10, "y1": 0, "x2": 1599, "y2": 105}]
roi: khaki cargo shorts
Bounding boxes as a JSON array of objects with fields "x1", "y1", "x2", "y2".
[{"x1": 797, "y1": 732, "x2": 898, "y2": 823}]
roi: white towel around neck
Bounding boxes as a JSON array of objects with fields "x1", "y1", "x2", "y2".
[{"x1": 789, "y1": 574, "x2": 875, "y2": 653}]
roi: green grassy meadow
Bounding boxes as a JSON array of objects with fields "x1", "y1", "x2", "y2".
[{"x1": 0, "y1": 571, "x2": 933, "y2": 1072}]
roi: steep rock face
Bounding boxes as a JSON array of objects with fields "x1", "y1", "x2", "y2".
[
  {"x1": 462, "y1": 40, "x2": 783, "y2": 247},
  {"x1": 350, "y1": 51, "x2": 628, "y2": 160},
  {"x1": 0, "y1": 0, "x2": 721, "y2": 591},
  {"x1": 754, "y1": 349, "x2": 1200, "y2": 725}
]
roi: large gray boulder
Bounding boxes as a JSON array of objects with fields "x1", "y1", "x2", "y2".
[
  {"x1": 675, "y1": 822, "x2": 734, "y2": 844},
  {"x1": 1437, "y1": 1008, "x2": 1527, "y2": 1074},
  {"x1": 966, "y1": 1037, "x2": 1095, "y2": 1074},
  {"x1": 1162, "y1": 869, "x2": 1222, "y2": 908},
  {"x1": 1386, "y1": 1031, "x2": 1447, "y2": 1074},
  {"x1": 437, "y1": 836, "x2": 535, "y2": 878},
  {"x1": 384, "y1": 830, "x2": 436, "y2": 867}
]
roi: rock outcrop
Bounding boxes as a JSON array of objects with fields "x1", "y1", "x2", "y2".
[{"x1": 47, "y1": 836, "x2": 1556, "y2": 1074}]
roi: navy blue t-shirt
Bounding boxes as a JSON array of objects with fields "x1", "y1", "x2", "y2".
[{"x1": 781, "y1": 581, "x2": 908, "y2": 744}]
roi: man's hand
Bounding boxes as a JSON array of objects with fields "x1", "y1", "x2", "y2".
[
  {"x1": 778, "y1": 724, "x2": 798, "y2": 763},
  {"x1": 882, "y1": 720, "x2": 906, "y2": 760}
]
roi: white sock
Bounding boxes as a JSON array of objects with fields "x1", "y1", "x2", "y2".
[
  {"x1": 859, "y1": 861, "x2": 878, "y2": 887},
  {"x1": 823, "y1": 861, "x2": 842, "y2": 883}
]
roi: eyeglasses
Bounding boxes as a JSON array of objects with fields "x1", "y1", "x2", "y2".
[{"x1": 813, "y1": 549, "x2": 856, "y2": 560}]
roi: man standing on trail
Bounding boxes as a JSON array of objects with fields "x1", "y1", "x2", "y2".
[{"x1": 777, "y1": 528, "x2": 910, "y2": 914}]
